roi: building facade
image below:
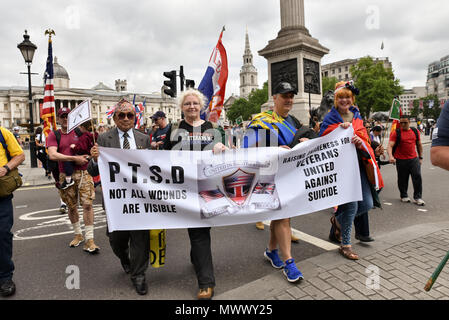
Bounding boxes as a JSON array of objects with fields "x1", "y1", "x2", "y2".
[
  {"x1": 0, "y1": 57, "x2": 180, "y2": 130},
  {"x1": 399, "y1": 87, "x2": 427, "y2": 115},
  {"x1": 321, "y1": 57, "x2": 393, "y2": 81},
  {"x1": 426, "y1": 55, "x2": 449, "y2": 100},
  {"x1": 239, "y1": 29, "x2": 259, "y2": 98}
]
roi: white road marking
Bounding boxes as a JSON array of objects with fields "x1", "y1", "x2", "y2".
[
  {"x1": 262, "y1": 221, "x2": 340, "y2": 251},
  {"x1": 17, "y1": 185, "x2": 55, "y2": 191},
  {"x1": 383, "y1": 202, "x2": 393, "y2": 206},
  {"x1": 417, "y1": 209, "x2": 428, "y2": 212}
]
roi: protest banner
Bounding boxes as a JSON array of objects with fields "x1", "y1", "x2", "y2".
[{"x1": 98, "y1": 127, "x2": 362, "y2": 231}]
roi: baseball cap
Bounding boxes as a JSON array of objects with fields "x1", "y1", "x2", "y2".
[
  {"x1": 151, "y1": 111, "x2": 166, "y2": 120},
  {"x1": 57, "y1": 107, "x2": 71, "y2": 117},
  {"x1": 13, "y1": 126, "x2": 20, "y2": 131},
  {"x1": 274, "y1": 82, "x2": 298, "y2": 95}
]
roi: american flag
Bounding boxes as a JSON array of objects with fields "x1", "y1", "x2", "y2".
[
  {"x1": 134, "y1": 97, "x2": 146, "y2": 129},
  {"x1": 441, "y1": 100, "x2": 446, "y2": 108},
  {"x1": 199, "y1": 189, "x2": 224, "y2": 203},
  {"x1": 253, "y1": 183, "x2": 275, "y2": 195},
  {"x1": 41, "y1": 35, "x2": 57, "y2": 137}
]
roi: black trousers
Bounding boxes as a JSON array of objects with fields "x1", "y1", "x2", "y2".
[
  {"x1": 188, "y1": 227, "x2": 215, "y2": 289},
  {"x1": 108, "y1": 230, "x2": 149, "y2": 280},
  {"x1": 0, "y1": 195, "x2": 14, "y2": 282},
  {"x1": 354, "y1": 212, "x2": 370, "y2": 237},
  {"x1": 396, "y1": 158, "x2": 422, "y2": 200}
]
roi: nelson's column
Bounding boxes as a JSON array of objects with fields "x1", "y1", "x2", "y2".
[{"x1": 259, "y1": 0, "x2": 329, "y2": 125}]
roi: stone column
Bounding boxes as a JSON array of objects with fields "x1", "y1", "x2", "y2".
[{"x1": 259, "y1": 0, "x2": 329, "y2": 124}]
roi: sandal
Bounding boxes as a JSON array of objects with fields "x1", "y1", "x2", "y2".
[
  {"x1": 339, "y1": 246, "x2": 359, "y2": 260},
  {"x1": 330, "y1": 216, "x2": 342, "y2": 243}
]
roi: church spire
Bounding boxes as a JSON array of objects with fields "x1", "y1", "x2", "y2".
[{"x1": 240, "y1": 28, "x2": 258, "y2": 98}]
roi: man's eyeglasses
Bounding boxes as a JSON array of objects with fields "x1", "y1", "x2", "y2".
[{"x1": 117, "y1": 112, "x2": 135, "y2": 120}]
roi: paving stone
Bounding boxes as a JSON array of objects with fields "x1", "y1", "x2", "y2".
[
  {"x1": 318, "y1": 271, "x2": 333, "y2": 281},
  {"x1": 337, "y1": 264, "x2": 355, "y2": 274},
  {"x1": 347, "y1": 279, "x2": 377, "y2": 296},
  {"x1": 302, "y1": 285, "x2": 329, "y2": 300},
  {"x1": 392, "y1": 288, "x2": 416, "y2": 300},
  {"x1": 326, "y1": 277, "x2": 352, "y2": 292},
  {"x1": 435, "y1": 285, "x2": 449, "y2": 296},
  {"x1": 368, "y1": 259, "x2": 395, "y2": 272},
  {"x1": 367, "y1": 294, "x2": 384, "y2": 300},
  {"x1": 344, "y1": 289, "x2": 369, "y2": 300},
  {"x1": 379, "y1": 278, "x2": 399, "y2": 291},
  {"x1": 377, "y1": 287, "x2": 398, "y2": 300},
  {"x1": 389, "y1": 270, "x2": 416, "y2": 284},
  {"x1": 329, "y1": 269, "x2": 353, "y2": 282},
  {"x1": 405, "y1": 259, "x2": 431, "y2": 271},
  {"x1": 307, "y1": 277, "x2": 333, "y2": 291},
  {"x1": 386, "y1": 248, "x2": 409, "y2": 259},
  {"x1": 389, "y1": 277, "x2": 420, "y2": 294},
  {"x1": 286, "y1": 286, "x2": 307, "y2": 299},
  {"x1": 325, "y1": 288, "x2": 351, "y2": 300},
  {"x1": 276, "y1": 293, "x2": 294, "y2": 300}
]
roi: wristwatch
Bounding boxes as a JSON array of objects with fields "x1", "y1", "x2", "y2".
[{"x1": 3, "y1": 165, "x2": 11, "y2": 173}]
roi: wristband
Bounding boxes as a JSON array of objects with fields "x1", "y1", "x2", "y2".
[{"x1": 3, "y1": 165, "x2": 11, "y2": 173}]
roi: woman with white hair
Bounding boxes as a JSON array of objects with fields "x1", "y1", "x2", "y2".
[{"x1": 165, "y1": 89, "x2": 226, "y2": 300}]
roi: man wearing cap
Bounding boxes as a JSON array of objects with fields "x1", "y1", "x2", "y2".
[
  {"x1": 150, "y1": 111, "x2": 171, "y2": 150},
  {"x1": 12, "y1": 127, "x2": 23, "y2": 147},
  {"x1": 47, "y1": 107, "x2": 100, "y2": 253},
  {"x1": 245, "y1": 81, "x2": 307, "y2": 283}
]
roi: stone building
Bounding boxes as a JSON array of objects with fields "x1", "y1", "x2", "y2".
[
  {"x1": 426, "y1": 55, "x2": 449, "y2": 100},
  {"x1": 0, "y1": 57, "x2": 180, "y2": 130},
  {"x1": 240, "y1": 29, "x2": 259, "y2": 98},
  {"x1": 322, "y1": 57, "x2": 393, "y2": 81},
  {"x1": 399, "y1": 87, "x2": 427, "y2": 115}
]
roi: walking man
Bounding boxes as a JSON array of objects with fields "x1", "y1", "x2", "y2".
[
  {"x1": 245, "y1": 81, "x2": 305, "y2": 283},
  {"x1": 387, "y1": 115, "x2": 425, "y2": 205},
  {"x1": 0, "y1": 126, "x2": 25, "y2": 297},
  {"x1": 89, "y1": 99, "x2": 151, "y2": 295},
  {"x1": 47, "y1": 107, "x2": 100, "y2": 252}
]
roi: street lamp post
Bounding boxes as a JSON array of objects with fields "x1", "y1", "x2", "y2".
[
  {"x1": 304, "y1": 66, "x2": 314, "y2": 128},
  {"x1": 17, "y1": 30, "x2": 38, "y2": 168}
]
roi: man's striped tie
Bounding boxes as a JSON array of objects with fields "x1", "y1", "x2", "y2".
[{"x1": 123, "y1": 132, "x2": 130, "y2": 150}]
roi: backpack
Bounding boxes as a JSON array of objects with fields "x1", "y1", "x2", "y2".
[
  {"x1": 47, "y1": 128, "x2": 83, "y2": 183},
  {"x1": 392, "y1": 127, "x2": 419, "y2": 157},
  {"x1": 0, "y1": 129, "x2": 12, "y2": 162}
]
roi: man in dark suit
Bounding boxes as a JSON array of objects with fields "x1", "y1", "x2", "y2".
[{"x1": 88, "y1": 99, "x2": 151, "y2": 295}]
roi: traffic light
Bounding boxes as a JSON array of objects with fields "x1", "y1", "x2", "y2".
[
  {"x1": 163, "y1": 70, "x2": 177, "y2": 97},
  {"x1": 186, "y1": 79, "x2": 195, "y2": 89}
]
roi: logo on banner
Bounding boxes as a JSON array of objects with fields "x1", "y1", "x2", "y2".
[{"x1": 223, "y1": 169, "x2": 255, "y2": 206}]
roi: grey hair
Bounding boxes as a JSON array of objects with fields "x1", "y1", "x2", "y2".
[{"x1": 177, "y1": 89, "x2": 207, "y2": 110}]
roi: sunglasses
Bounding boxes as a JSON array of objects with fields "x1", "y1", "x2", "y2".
[{"x1": 117, "y1": 112, "x2": 135, "y2": 120}]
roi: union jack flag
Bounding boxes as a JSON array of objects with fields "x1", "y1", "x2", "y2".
[
  {"x1": 199, "y1": 189, "x2": 225, "y2": 203},
  {"x1": 134, "y1": 96, "x2": 146, "y2": 129},
  {"x1": 253, "y1": 183, "x2": 275, "y2": 195},
  {"x1": 106, "y1": 107, "x2": 115, "y2": 119}
]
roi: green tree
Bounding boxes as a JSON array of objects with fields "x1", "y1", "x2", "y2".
[
  {"x1": 410, "y1": 95, "x2": 441, "y2": 120},
  {"x1": 227, "y1": 81, "x2": 268, "y2": 123},
  {"x1": 350, "y1": 56, "x2": 403, "y2": 118},
  {"x1": 322, "y1": 76, "x2": 338, "y2": 94}
]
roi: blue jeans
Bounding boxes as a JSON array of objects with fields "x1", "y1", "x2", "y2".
[
  {"x1": 336, "y1": 166, "x2": 374, "y2": 246},
  {"x1": 0, "y1": 195, "x2": 14, "y2": 282}
]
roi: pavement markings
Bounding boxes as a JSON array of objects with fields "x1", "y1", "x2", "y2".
[
  {"x1": 262, "y1": 221, "x2": 340, "y2": 251},
  {"x1": 17, "y1": 185, "x2": 55, "y2": 191},
  {"x1": 417, "y1": 209, "x2": 428, "y2": 212}
]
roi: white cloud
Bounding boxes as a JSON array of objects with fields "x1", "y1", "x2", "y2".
[{"x1": 2, "y1": 0, "x2": 448, "y2": 97}]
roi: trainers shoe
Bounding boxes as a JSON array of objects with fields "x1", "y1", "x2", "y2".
[
  {"x1": 255, "y1": 222, "x2": 265, "y2": 230},
  {"x1": 264, "y1": 248, "x2": 284, "y2": 269},
  {"x1": 401, "y1": 197, "x2": 411, "y2": 203},
  {"x1": 59, "y1": 204, "x2": 67, "y2": 214},
  {"x1": 414, "y1": 198, "x2": 426, "y2": 206},
  {"x1": 69, "y1": 234, "x2": 84, "y2": 247},
  {"x1": 283, "y1": 259, "x2": 304, "y2": 283},
  {"x1": 83, "y1": 239, "x2": 100, "y2": 254},
  {"x1": 291, "y1": 232, "x2": 300, "y2": 243},
  {"x1": 60, "y1": 179, "x2": 75, "y2": 190}
]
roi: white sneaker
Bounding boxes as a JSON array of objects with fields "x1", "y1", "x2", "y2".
[
  {"x1": 414, "y1": 199, "x2": 425, "y2": 206},
  {"x1": 401, "y1": 197, "x2": 411, "y2": 203}
]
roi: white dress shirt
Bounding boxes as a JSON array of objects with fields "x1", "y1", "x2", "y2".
[{"x1": 117, "y1": 128, "x2": 137, "y2": 150}]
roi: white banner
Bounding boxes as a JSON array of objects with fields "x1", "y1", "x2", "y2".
[
  {"x1": 98, "y1": 127, "x2": 362, "y2": 231},
  {"x1": 67, "y1": 100, "x2": 92, "y2": 133}
]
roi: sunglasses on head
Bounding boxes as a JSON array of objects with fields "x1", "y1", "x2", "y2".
[{"x1": 117, "y1": 112, "x2": 135, "y2": 120}]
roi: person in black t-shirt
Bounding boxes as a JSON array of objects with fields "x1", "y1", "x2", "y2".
[
  {"x1": 150, "y1": 111, "x2": 171, "y2": 150},
  {"x1": 166, "y1": 89, "x2": 226, "y2": 300}
]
